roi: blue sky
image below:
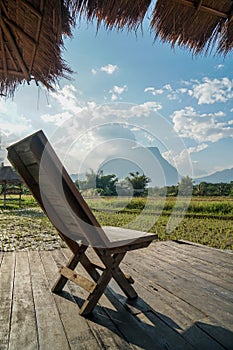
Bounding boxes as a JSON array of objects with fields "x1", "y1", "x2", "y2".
[{"x1": 0, "y1": 19, "x2": 233, "y2": 182}]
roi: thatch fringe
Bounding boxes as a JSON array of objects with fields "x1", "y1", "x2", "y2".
[
  {"x1": 67, "y1": 0, "x2": 152, "y2": 31},
  {"x1": 151, "y1": 0, "x2": 233, "y2": 55},
  {"x1": 68, "y1": 0, "x2": 233, "y2": 55}
]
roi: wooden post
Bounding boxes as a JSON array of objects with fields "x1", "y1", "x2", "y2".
[
  {"x1": 19, "y1": 183, "x2": 22, "y2": 207},
  {"x1": 3, "y1": 181, "x2": 6, "y2": 208}
]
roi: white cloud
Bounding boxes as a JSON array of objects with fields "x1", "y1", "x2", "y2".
[
  {"x1": 171, "y1": 106, "x2": 233, "y2": 143},
  {"x1": 0, "y1": 100, "x2": 32, "y2": 136},
  {"x1": 40, "y1": 112, "x2": 73, "y2": 126},
  {"x1": 109, "y1": 85, "x2": 128, "y2": 101},
  {"x1": 191, "y1": 77, "x2": 233, "y2": 104},
  {"x1": 187, "y1": 144, "x2": 208, "y2": 153},
  {"x1": 49, "y1": 84, "x2": 83, "y2": 113},
  {"x1": 91, "y1": 69, "x2": 97, "y2": 75},
  {"x1": 129, "y1": 102, "x2": 162, "y2": 117},
  {"x1": 144, "y1": 87, "x2": 163, "y2": 95},
  {"x1": 100, "y1": 64, "x2": 118, "y2": 74},
  {"x1": 145, "y1": 77, "x2": 233, "y2": 106}
]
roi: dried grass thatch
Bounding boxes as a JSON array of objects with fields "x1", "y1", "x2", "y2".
[
  {"x1": 68, "y1": 0, "x2": 233, "y2": 55},
  {"x1": 0, "y1": 166, "x2": 22, "y2": 184},
  {"x1": 151, "y1": 0, "x2": 233, "y2": 55},
  {"x1": 0, "y1": 0, "x2": 233, "y2": 97},
  {"x1": 0, "y1": 0, "x2": 73, "y2": 97}
]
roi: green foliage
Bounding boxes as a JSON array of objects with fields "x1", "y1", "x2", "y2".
[
  {"x1": 125, "y1": 171, "x2": 151, "y2": 197},
  {"x1": 193, "y1": 181, "x2": 233, "y2": 196},
  {"x1": 75, "y1": 169, "x2": 118, "y2": 196}
]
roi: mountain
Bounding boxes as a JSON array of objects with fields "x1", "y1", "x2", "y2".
[
  {"x1": 99, "y1": 147, "x2": 178, "y2": 187},
  {"x1": 71, "y1": 147, "x2": 179, "y2": 187},
  {"x1": 195, "y1": 168, "x2": 233, "y2": 184}
]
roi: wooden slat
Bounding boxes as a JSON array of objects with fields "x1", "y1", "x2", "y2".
[
  {"x1": 124, "y1": 248, "x2": 233, "y2": 328},
  {"x1": 173, "y1": 0, "x2": 228, "y2": 18},
  {"x1": 0, "y1": 28, "x2": 8, "y2": 77},
  {"x1": 40, "y1": 250, "x2": 102, "y2": 350},
  {"x1": 28, "y1": 251, "x2": 70, "y2": 350},
  {"x1": 60, "y1": 266, "x2": 96, "y2": 293},
  {"x1": 154, "y1": 242, "x2": 233, "y2": 287},
  {"x1": 1, "y1": 245, "x2": 233, "y2": 350},
  {"x1": 121, "y1": 249, "x2": 233, "y2": 349},
  {"x1": 0, "y1": 19, "x2": 30, "y2": 81},
  {"x1": 0, "y1": 253, "x2": 15, "y2": 350},
  {"x1": 8, "y1": 251, "x2": 38, "y2": 350},
  {"x1": 5, "y1": 44, "x2": 18, "y2": 70},
  {"x1": 163, "y1": 241, "x2": 233, "y2": 269},
  {"x1": 150, "y1": 245, "x2": 233, "y2": 297}
]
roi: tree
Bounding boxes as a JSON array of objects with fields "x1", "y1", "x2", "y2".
[
  {"x1": 75, "y1": 169, "x2": 118, "y2": 196},
  {"x1": 178, "y1": 176, "x2": 193, "y2": 196},
  {"x1": 125, "y1": 171, "x2": 151, "y2": 197},
  {"x1": 96, "y1": 171, "x2": 118, "y2": 196}
]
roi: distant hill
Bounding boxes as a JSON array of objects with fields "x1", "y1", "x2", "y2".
[
  {"x1": 195, "y1": 168, "x2": 233, "y2": 184},
  {"x1": 99, "y1": 147, "x2": 178, "y2": 187},
  {"x1": 71, "y1": 147, "x2": 179, "y2": 187}
]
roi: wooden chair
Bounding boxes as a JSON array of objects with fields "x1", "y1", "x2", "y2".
[{"x1": 7, "y1": 130, "x2": 158, "y2": 316}]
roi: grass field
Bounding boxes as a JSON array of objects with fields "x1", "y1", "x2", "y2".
[{"x1": 0, "y1": 195, "x2": 232, "y2": 251}]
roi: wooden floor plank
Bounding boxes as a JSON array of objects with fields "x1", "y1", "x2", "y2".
[
  {"x1": 28, "y1": 251, "x2": 70, "y2": 350},
  {"x1": 0, "y1": 252, "x2": 15, "y2": 350},
  {"x1": 54, "y1": 249, "x2": 134, "y2": 350},
  {"x1": 0, "y1": 252, "x2": 4, "y2": 267},
  {"x1": 1, "y1": 241, "x2": 233, "y2": 350},
  {"x1": 40, "y1": 250, "x2": 102, "y2": 350},
  {"x1": 119, "y1": 262, "x2": 228, "y2": 350},
  {"x1": 144, "y1": 246, "x2": 233, "y2": 302},
  {"x1": 136, "y1": 245, "x2": 233, "y2": 303},
  {"x1": 8, "y1": 251, "x2": 38, "y2": 350},
  {"x1": 162, "y1": 241, "x2": 233, "y2": 269},
  {"x1": 123, "y1": 248, "x2": 233, "y2": 329},
  {"x1": 155, "y1": 242, "x2": 233, "y2": 284},
  {"x1": 66, "y1": 250, "x2": 196, "y2": 350}
]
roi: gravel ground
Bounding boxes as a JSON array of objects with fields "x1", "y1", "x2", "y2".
[{"x1": 0, "y1": 208, "x2": 66, "y2": 252}]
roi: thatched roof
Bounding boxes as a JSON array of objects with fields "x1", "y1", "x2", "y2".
[
  {"x1": 0, "y1": 166, "x2": 22, "y2": 184},
  {"x1": 0, "y1": 0, "x2": 73, "y2": 97},
  {"x1": 151, "y1": 0, "x2": 233, "y2": 55},
  {"x1": 0, "y1": 0, "x2": 233, "y2": 97}
]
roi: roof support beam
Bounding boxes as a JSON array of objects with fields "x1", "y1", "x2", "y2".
[
  {"x1": 0, "y1": 28, "x2": 8, "y2": 77},
  {"x1": 196, "y1": 0, "x2": 203, "y2": 11},
  {"x1": 3, "y1": 17, "x2": 37, "y2": 46},
  {"x1": 20, "y1": 0, "x2": 42, "y2": 19},
  {"x1": 173, "y1": 0, "x2": 228, "y2": 18},
  {"x1": 29, "y1": 0, "x2": 44, "y2": 73},
  {"x1": 0, "y1": 69, "x2": 24, "y2": 77},
  {"x1": 5, "y1": 44, "x2": 18, "y2": 71},
  {"x1": 0, "y1": 19, "x2": 30, "y2": 81}
]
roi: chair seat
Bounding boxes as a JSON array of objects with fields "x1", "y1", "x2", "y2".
[{"x1": 102, "y1": 226, "x2": 158, "y2": 248}]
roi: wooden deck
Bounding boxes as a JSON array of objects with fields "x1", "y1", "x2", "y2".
[{"x1": 0, "y1": 240, "x2": 233, "y2": 350}]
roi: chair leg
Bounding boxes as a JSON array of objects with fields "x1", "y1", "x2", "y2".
[
  {"x1": 52, "y1": 245, "x2": 87, "y2": 292},
  {"x1": 79, "y1": 268, "x2": 113, "y2": 315},
  {"x1": 111, "y1": 265, "x2": 138, "y2": 299},
  {"x1": 79, "y1": 252, "x2": 126, "y2": 316},
  {"x1": 99, "y1": 253, "x2": 138, "y2": 299}
]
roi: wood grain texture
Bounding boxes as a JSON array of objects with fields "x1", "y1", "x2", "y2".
[{"x1": 0, "y1": 241, "x2": 233, "y2": 349}]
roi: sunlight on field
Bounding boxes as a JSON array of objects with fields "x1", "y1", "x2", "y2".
[{"x1": 0, "y1": 195, "x2": 232, "y2": 251}]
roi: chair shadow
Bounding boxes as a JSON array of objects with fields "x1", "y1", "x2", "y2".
[{"x1": 57, "y1": 287, "x2": 233, "y2": 350}]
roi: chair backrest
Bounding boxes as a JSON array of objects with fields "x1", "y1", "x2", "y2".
[{"x1": 7, "y1": 130, "x2": 110, "y2": 248}]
